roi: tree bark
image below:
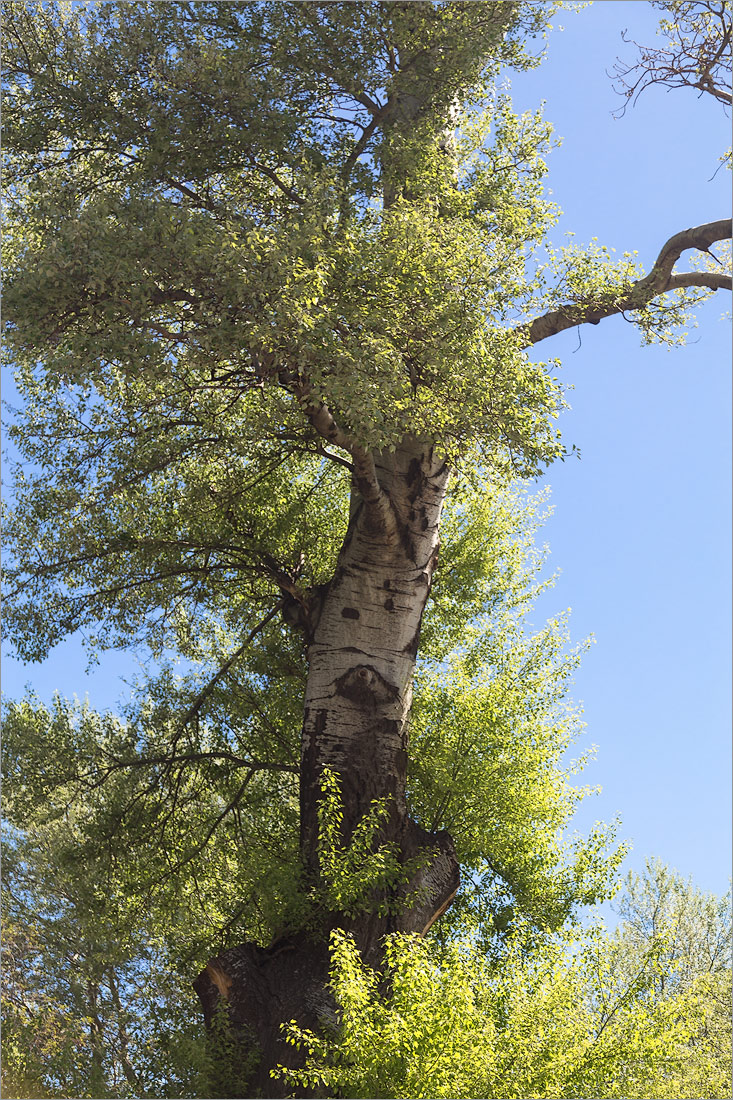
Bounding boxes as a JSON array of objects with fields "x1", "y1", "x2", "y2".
[{"x1": 194, "y1": 438, "x2": 460, "y2": 1097}]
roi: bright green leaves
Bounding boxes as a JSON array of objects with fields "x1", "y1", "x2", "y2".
[
  {"x1": 315, "y1": 768, "x2": 403, "y2": 919},
  {"x1": 274, "y1": 930, "x2": 497, "y2": 1099},
  {"x1": 536, "y1": 237, "x2": 647, "y2": 315},
  {"x1": 409, "y1": 477, "x2": 625, "y2": 931},
  {"x1": 311, "y1": 769, "x2": 427, "y2": 922},
  {"x1": 274, "y1": 916, "x2": 726, "y2": 1099}
]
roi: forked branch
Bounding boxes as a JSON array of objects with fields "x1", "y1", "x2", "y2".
[
  {"x1": 293, "y1": 380, "x2": 399, "y2": 539},
  {"x1": 518, "y1": 219, "x2": 732, "y2": 348}
]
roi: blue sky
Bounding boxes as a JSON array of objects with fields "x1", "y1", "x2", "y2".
[
  {"x1": 511, "y1": 0, "x2": 732, "y2": 897},
  {"x1": 3, "y1": 2, "x2": 730, "y2": 900}
]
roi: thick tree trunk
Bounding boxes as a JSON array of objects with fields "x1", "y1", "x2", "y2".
[{"x1": 194, "y1": 439, "x2": 460, "y2": 1097}]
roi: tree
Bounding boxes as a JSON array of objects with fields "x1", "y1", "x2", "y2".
[
  {"x1": 607, "y1": 860, "x2": 733, "y2": 1099},
  {"x1": 2, "y1": 1, "x2": 730, "y2": 1094}
]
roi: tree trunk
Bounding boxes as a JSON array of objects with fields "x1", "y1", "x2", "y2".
[
  {"x1": 86, "y1": 979, "x2": 107, "y2": 1098},
  {"x1": 194, "y1": 439, "x2": 460, "y2": 1097}
]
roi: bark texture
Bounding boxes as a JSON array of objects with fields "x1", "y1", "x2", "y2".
[{"x1": 194, "y1": 439, "x2": 460, "y2": 1097}]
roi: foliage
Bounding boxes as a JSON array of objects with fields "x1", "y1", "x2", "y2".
[
  {"x1": 274, "y1": 906, "x2": 731, "y2": 1100},
  {"x1": 2, "y1": 1, "x2": 723, "y2": 674},
  {"x1": 1, "y1": 1, "x2": 730, "y2": 1096},
  {"x1": 608, "y1": 860, "x2": 733, "y2": 1098},
  {"x1": 5, "y1": 803, "x2": 728, "y2": 1100},
  {"x1": 312, "y1": 769, "x2": 428, "y2": 921},
  {"x1": 412, "y1": 478, "x2": 627, "y2": 935},
  {"x1": 613, "y1": 858, "x2": 732, "y2": 990},
  {"x1": 273, "y1": 861, "x2": 732, "y2": 1099}
]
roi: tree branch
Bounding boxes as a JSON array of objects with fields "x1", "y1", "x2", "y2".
[
  {"x1": 84, "y1": 750, "x2": 298, "y2": 787},
  {"x1": 340, "y1": 99, "x2": 394, "y2": 183},
  {"x1": 155, "y1": 773, "x2": 257, "y2": 883},
  {"x1": 666, "y1": 271, "x2": 732, "y2": 291},
  {"x1": 177, "y1": 598, "x2": 287, "y2": 731},
  {"x1": 293, "y1": 381, "x2": 399, "y2": 539},
  {"x1": 518, "y1": 219, "x2": 732, "y2": 348}
]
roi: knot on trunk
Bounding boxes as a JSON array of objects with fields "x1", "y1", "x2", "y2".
[{"x1": 334, "y1": 664, "x2": 400, "y2": 708}]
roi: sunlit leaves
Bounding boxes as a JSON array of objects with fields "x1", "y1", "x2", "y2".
[{"x1": 273, "y1": 917, "x2": 726, "y2": 1099}]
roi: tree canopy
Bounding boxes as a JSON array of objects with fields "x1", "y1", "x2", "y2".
[{"x1": 2, "y1": 1, "x2": 730, "y2": 1096}]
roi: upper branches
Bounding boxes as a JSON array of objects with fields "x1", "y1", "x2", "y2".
[
  {"x1": 518, "y1": 219, "x2": 732, "y2": 348},
  {"x1": 612, "y1": 0, "x2": 732, "y2": 110}
]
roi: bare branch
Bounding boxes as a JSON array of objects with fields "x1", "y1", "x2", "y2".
[
  {"x1": 518, "y1": 219, "x2": 732, "y2": 348},
  {"x1": 612, "y1": 0, "x2": 732, "y2": 114},
  {"x1": 667, "y1": 271, "x2": 732, "y2": 290}
]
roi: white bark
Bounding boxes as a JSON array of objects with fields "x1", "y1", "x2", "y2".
[{"x1": 295, "y1": 438, "x2": 459, "y2": 948}]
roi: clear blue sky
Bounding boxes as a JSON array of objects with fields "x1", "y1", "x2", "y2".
[
  {"x1": 3, "y1": 2, "x2": 730, "y2": 899},
  {"x1": 513, "y1": 0, "x2": 732, "y2": 898}
]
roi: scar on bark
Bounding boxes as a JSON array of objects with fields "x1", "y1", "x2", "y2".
[
  {"x1": 421, "y1": 887, "x2": 458, "y2": 935},
  {"x1": 205, "y1": 962, "x2": 233, "y2": 1001},
  {"x1": 334, "y1": 664, "x2": 400, "y2": 706}
]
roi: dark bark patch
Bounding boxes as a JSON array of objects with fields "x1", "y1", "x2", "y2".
[
  {"x1": 403, "y1": 624, "x2": 421, "y2": 657},
  {"x1": 407, "y1": 456, "x2": 422, "y2": 486},
  {"x1": 334, "y1": 664, "x2": 400, "y2": 707},
  {"x1": 384, "y1": 597, "x2": 394, "y2": 610},
  {"x1": 400, "y1": 527, "x2": 416, "y2": 561},
  {"x1": 383, "y1": 578, "x2": 392, "y2": 590},
  {"x1": 341, "y1": 606, "x2": 360, "y2": 619},
  {"x1": 194, "y1": 935, "x2": 333, "y2": 1098}
]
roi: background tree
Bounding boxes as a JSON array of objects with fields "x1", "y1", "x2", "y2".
[
  {"x1": 607, "y1": 860, "x2": 733, "y2": 1098},
  {"x1": 2, "y1": 1, "x2": 730, "y2": 1094},
  {"x1": 2, "y1": 811, "x2": 223, "y2": 1099}
]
